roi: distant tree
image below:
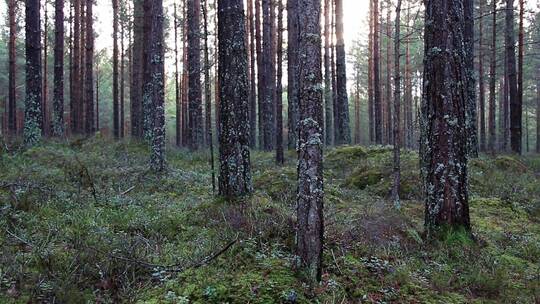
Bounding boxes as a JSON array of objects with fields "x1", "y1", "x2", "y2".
[
  {"x1": 323, "y1": 0, "x2": 332, "y2": 145},
  {"x1": 261, "y1": 0, "x2": 275, "y2": 151},
  {"x1": 464, "y1": 0, "x2": 477, "y2": 157},
  {"x1": 516, "y1": 0, "x2": 524, "y2": 154},
  {"x1": 120, "y1": 6, "x2": 125, "y2": 138},
  {"x1": 131, "y1": 0, "x2": 144, "y2": 139},
  {"x1": 275, "y1": 0, "x2": 284, "y2": 164},
  {"x1": 187, "y1": 0, "x2": 204, "y2": 150},
  {"x1": 143, "y1": 0, "x2": 165, "y2": 171},
  {"x1": 24, "y1": 0, "x2": 43, "y2": 147},
  {"x1": 392, "y1": 0, "x2": 401, "y2": 207},
  {"x1": 71, "y1": 0, "x2": 81, "y2": 134},
  {"x1": 287, "y1": 0, "x2": 299, "y2": 149},
  {"x1": 368, "y1": 0, "x2": 374, "y2": 143},
  {"x1": 385, "y1": 0, "x2": 392, "y2": 145},
  {"x1": 174, "y1": 2, "x2": 181, "y2": 146},
  {"x1": 52, "y1": 0, "x2": 65, "y2": 137},
  {"x1": 43, "y1": 1, "x2": 49, "y2": 136},
  {"x1": 202, "y1": 0, "x2": 216, "y2": 191},
  {"x1": 217, "y1": 0, "x2": 253, "y2": 197},
  {"x1": 488, "y1": 0, "x2": 497, "y2": 153},
  {"x1": 421, "y1": 0, "x2": 471, "y2": 236},
  {"x1": 247, "y1": 0, "x2": 257, "y2": 148},
  {"x1": 8, "y1": 0, "x2": 17, "y2": 136},
  {"x1": 478, "y1": 0, "x2": 486, "y2": 152},
  {"x1": 295, "y1": 0, "x2": 324, "y2": 283},
  {"x1": 334, "y1": 0, "x2": 351, "y2": 145},
  {"x1": 373, "y1": 0, "x2": 382, "y2": 144},
  {"x1": 506, "y1": 0, "x2": 520, "y2": 154},
  {"x1": 84, "y1": 0, "x2": 94, "y2": 134},
  {"x1": 112, "y1": 0, "x2": 119, "y2": 138}
]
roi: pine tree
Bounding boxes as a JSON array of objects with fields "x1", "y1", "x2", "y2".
[
  {"x1": 131, "y1": 0, "x2": 144, "y2": 139},
  {"x1": 287, "y1": 0, "x2": 299, "y2": 149},
  {"x1": 478, "y1": 0, "x2": 486, "y2": 152},
  {"x1": 113, "y1": 0, "x2": 119, "y2": 138},
  {"x1": 84, "y1": 0, "x2": 94, "y2": 134},
  {"x1": 323, "y1": 0, "x2": 332, "y2": 145},
  {"x1": 334, "y1": 0, "x2": 351, "y2": 145},
  {"x1": 421, "y1": 0, "x2": 471, "y2": 236},
  {"x1": 392, "y1": 0, "x2": 402, "y2": 208},
  {"x1": 71, "y1": 0, "x2": 81, "y2": 134},
  {"x1": 506, "y1": 0, "x2": 520, "y2": 154},
  {"x1": 464, "y1": 0, "x2": 478, "y2": 157},
  {"x1": 488, "y1": 0, "x2": 497, "y2": 153},
  {"x1": 373, "y1": 0, "x2": 382, "y2": 144},
  {"x1": 275, "y1": 0, "x2": 284, "y2": 164},
  {"x1": 52, "y1": 0, "x2": 65, "y2": 137},
  {"x1": 187, "y1": 0, "x2": 204, "y2": 149},
  {"x1": 8, "y1": 0, "x2": 17, "y2": 136},
  {"x1": 217, "y1": 0, "x2": 253, "y2": 198},
  {"x1": 24, "y1": 0, "x2": 43, "y2": 147},
  {"x1": 261, "y1": 0, "x2": 275, "y2": 151},
  {"x1": 295, "y1": 0, "x2": 324, "y2": 284},
  {"x1": 248, "y1": 0, "x2": 257, "y2": 148}
]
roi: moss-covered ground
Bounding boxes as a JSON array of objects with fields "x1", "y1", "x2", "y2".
[{"x1": 1, "y1": 137, "x2": 539, "y2": 303}]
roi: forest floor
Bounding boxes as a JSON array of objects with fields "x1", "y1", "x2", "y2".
[{"x1": 0, "y1": 136, "x2": 539, "y2": 303}]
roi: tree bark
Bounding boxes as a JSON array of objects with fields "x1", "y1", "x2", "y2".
[
  {"x1": 248, "y1": 0, "x2": 257, "y2": 148},
  {"x1": 287, "y1": 0, "x2": 300, "y2": 149},
  {"x1": 24, "y1": 0, "x2": 43, "y2": 147},
  {"x1": 323, "y1": 0, "x2": 332, "y2": 145},
  {"x1": 373, "y1": 0, "x2": 382, "y2": 144},
  {"x1": 506, "y1": 0, "x2": 520, "y2": 154},
  {"x1": 120, "y1": 10, "x2": 125, "y2": 138},
  {"x1": 52, "y1": 0, "x2": 64, "y2": 137},
  {"x1": 392, "y1": 0, "x2": 402, "y2": 207},
  {"x1": 84, "y1": 0, "x2": 94, "y2": 134},
  {"x1": 174, "y1": 3, "x2": 181, "y2": 146},
  {"x1": 295, "y1": 0, "x2": 324, "y2": 284},
  {"x1": 276, "y1": 0, "x2": 284, "y2": 164},
  {"x1": 217, "y1": 0, "x2": 253, "y2": 198},
  {"x1": 515, "y1": 0, "x2": 524, "y2": 154},
  {"x1": 188, "y1": 0, "x2": 204, "y2": 149},
  {"x1": 488, "y1": 0, "x2": 497, "y2": 153},
  {"x1": 71, "y1": 0, "x2": 80, "y2": 134},
  {"x1": 112, "y1": 0, "x2": 119, "y2": 138},
  {"x1": 421, "y1": 0, "x2": 471, "y2": 236},
  {"x1": 385, "y1": 0, "x2": 392, "y2": 145},
  {"x1": 464, "y1": 0, "x2": 478, "y2": 157},
  {"x1": 8, "y1": 0, "x2": 17, "y2": 135},
  {"x1": 334, "y1": 0, "x2": 351, "y2": 145},
  {"x1": 478, "y1": 0, "x2": 486, "y2": 152},
  {"x1": 43, "y1": 1, "x2": 49, "y2": 136},
  {"x1": 261, "y1": 0, "x2": 275, "y2": 151},
  {"x1": 131, "y1": 0, "x2": 144, "y2": 139},
  {"x1": 368, "y1": 0, "x2": 374, "y2": 143},
  {"x1": 404, "y1": 4, "x2": 413, "y2": 149}
]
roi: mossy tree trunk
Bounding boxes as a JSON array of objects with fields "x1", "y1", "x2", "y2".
[
  {"x1": 421, "y1": 0, "x2": 471, "y2": 236},
  {"x1": 295, "y1": 0, "x2": 324, "y2": 283},
  {"x1": 24, "y1": 0, "x2": 43, "y2": 147},
  {"x1": 187, "y1": 0, "x2": 204, "y2": 150},
  {"x1": 217, "y1": 0, "x2": 253, "y2": 198}
]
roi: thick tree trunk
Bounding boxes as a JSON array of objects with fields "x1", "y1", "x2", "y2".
[
  {"x1": 421, "y1": 0, "x2": 471, "y2": 236},
  {"x1": 131, "y1": 0, "x2": 144, "y2": 139},
  {"x1": 52, "y1": 0, "x2": 64, "y2": 137},
  {"x1": 8, "y1": 0, "x2": 17, "y2": 135},
  {"x1": 217, "y1": 0, "x2": 253, "y2": 198},
  {"x1": 24, "y1": 0, "x2": 43, "y2": 147},
  {"x1": 287, "y1": 0, "x2": 300, "y2": 149},
  {"x1": 84, "y1": 0, "x2": 94, "y2": 134},
  {"x1": 506, "y1": 0, "x2": 520, "y2": 154},
  {"x1": 144, "y1": 0, "x2": 165, "y2": 171},
  {"x1": 334, "y1": 0, "x2": 350, "y2": 145},
  {"x1": 392, "y1": 0, "x2": 402, "y2": 207},
  {"x1": 323, "y1": 0, "x2": 332, "y2": 146},
  {"x1": 488, "y1": 0, "x2": 497, "y2": 153},
  {"x1": 373, "y1": 0, "x2": 382, "y2": 144},
  {"x1": 188, "y1": 0, "x2": 204, "y2": 149},
  {"x1": 276, "y1": 0, "x2": 284, "y2": 164},
  {"x1": 112, "y1": 0, "x2": 119, "y2": 138},
  {"x1": 248, "y1": 0, "x2": 257, "y2": 148},
  {"x1": 478, "y1": 0, "x2": 486, "y2": 152},
  {"x1": 295, "y1": 0, "x2": 324, "y2": 284}
]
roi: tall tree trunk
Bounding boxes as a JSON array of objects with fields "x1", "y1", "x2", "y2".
[
  {"x1": 43, "y1": 1, "x2": 49, "y2": 136},
  {"x1": 24, "y1": 0, "x2": 43, "y2": 147},
  {"x1": 537, "y1": 68, "x2": 540, "y2": 153},
  {"x1": 52, "y1": 0, "x2": 64, "y2": 137},
  {"x1": 217, "y1": 0, "x2": 253, "y2": 197},
  {"x1": 182, "y1": 3, "x2": 189, "y2": 146},
  {"x1": 368, "y1": 0, "x2": 374, "y2": 143},
  {"x1": 79, "y1": 0, "x2": 85, "y2": 132},
  {"x1": 84, "y1": 0, "x2": 94, "y2": 134},
  {"x1": 488, "y1": 0, "x2": 497, "y2": 153},
  {"x1": 68, "y1": 1, "x2": 73, "y2": 135},
  {"x1": 295, "y1": 0, "x2": 323, "y2": 284},
  {"x1": 506, "y1": 0, "x2": 520, "y2": 154},
  {"x1": 323, "y1": 0, "x2": 332, "y2": 145},
  {"x1": 248, "y1": 0, "x2": 257, "y2": 148},
  {"x1": 71, "y1": 0, "x2": 80, "y2": 134},
  {"x1": 354, "y1": 65, "x2": 361, "y2": 144},
  {"x1": 131, "y1": 0, "x2": 143, "y2": 139},
  {"x1": 464, "y1": 0, "x2": 478, "y2": 157},
  {"x1": 421, "y1": 0, "x2": 471, "y2": 236},
  {"x1": 334, "y1": 0, "x2": 350, "y2": 145},
  {"x1": 331, "y1": 1, "x2": 338, "y2": 142},
  {"x1": 287, "y1": 0, "x2": 299, "y2": 149},
  {"x1": 120, "y1": 13, "x2": 125, "y2": 138},
  {"x1": 261, "y1": 0, "x2": 275, "y2": 151},
  {"x1": 499, "y1": 76, "x2": 507, "y2": 150},
  {"x1": 144, "y1": 0, "x2": 165, "y2": 171},
  {"x1": 478, "y1": 0, "x2": 486, "y2": 152},
  {"x1": 515, "y1": 0, "x2": 524, "y2": 154},
  {"x1": 202, "y1": 0, "x2": 216, "y2": 191},
  {"x1": 392, "y1": 0, "x2": 402, "y2": 207},
  {"x1": 256, "y1": 0, "x2": 263, "y2": 148},
  {"x1": 8, "y1": 0, "x2": 17, "y2": 136},
  {"x1": 275, "y1": 0, "x2": 284, "y2": 164},
  {"x1": 113, "y1": 0, "x2": 119, "y2": 138},
  {"x1": 385, "y1": 0, "x2": 392, "y2": 145},
  {"x1": 96, "y1": 60, "x2": 99, "y2": 131},
  {"x1": 174, "y1": 2, "x2": 181, "y2": 146},
  {"x1": 404, "y1": 4, "x2": 413, "y2": 149},
  {"x1": 188, "y1": 0, "x2": 203, "y2": 149},
  {"x1": 373, "y1": 0, "x2": 382, "y2": 144}
]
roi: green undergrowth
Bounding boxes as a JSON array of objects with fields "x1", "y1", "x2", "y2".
[{"x1": 0, "y1": 139, "x2": 539, "y2": 303}]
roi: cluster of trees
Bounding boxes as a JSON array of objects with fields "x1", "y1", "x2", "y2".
[{"x1": 0, "y1": 0, "x2": 539, "y2": 284}]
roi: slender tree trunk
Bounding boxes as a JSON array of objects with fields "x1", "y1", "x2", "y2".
[
  {"x1": 392, "y1": 0, "x2": 402, "y2": 207},
  {"x1": 334, "y1": 0, "x2": 351, "y2": 145},
  {"x1": 368, "y1": 0, "x2": 374, "y2": 143},
  {"x1": 478, "y1": 0, "x2": 486, "y2": 152},
  {"x1": 323, "y1": 0, "x2": 332, "y2": 145},
  {"x1": 174, "y1": 3, "x2": 181, "y2": 146},
  {"x1": 354, "y1": 65, "x2": 361, "y2": 144},
  {"x1": 120, "y1": 13, "x2": 125, "y2": 138},
  {"x1": 8, "y1": 0, "x2": 17, "y2": 136},
  {"x1": 24, "y1": 0, "x2": 43, "y2": 147},
  {"x1": 52, "y1": 0, "x2": 64, "y2": 137},
  {"x1": 79, "y1": 1, "x2": 85, "y2": 132},
  {"x1": 385, "y1": 0, "x2": 392, "y2": 145},
  {"x1": 488, "y1": 0, "x2": 497, "y2": 153},
  {"x1": 421, "y1": 0, "x2": 471, "y2": 236},
  {"x1": 43, "y1": 1, "x2": 49, "y2": 136},
  {"x1": 202, "y1": 0, "x2": 216, "y2": 191},
  {"x1": 182, "y1": 3, "x2": 189, "y2": 146},
  {"x1": 404, "y1": 4, "x2": 413, "y2": 149},
  {"x1": 68, "y1": 1, "x2": 73, "y2": 135},
  {"x1": 260, "y1": 0, "x2": 275, "y2": 151},
  {"x1": 84, "y1": 0, "x2": 94, "y2": 134},
  {"x1": 537, "y1": 68, "x2": 540, "y2": 153},
  {"x1": 515, "y1": 0, "x2": 524, "y2": 154},
  {"x1": 188, "y1": 0, "x2": 203, "y2": 149},
  {"x1": 217, "y1": 0, "x2": 253, "y2": 197},
  {"x1": 113, "y1": 0, "x2": 119, "y2": 138},
  {"x1": 287, "y1": 0, "x2": 299, "y2": 149},
  {"x1": 275, "y1": 0, "x2": 284, "y2": 164},
  {"x1": 295, "y1": 0, "x2": 323, "y2": 284},
  {"x1": 506, "y1": 0, "x2": 520, "y2": 154},
  {"x1": 248, "y1": 0, "x2": 257, "y2": 148},
  {"x1": 144, "y1": 0, "x2": 165, "y2": 171},
  {"x1": 96, "y1": 61, "x2": 99, "y2": 131},
  {"x1": 499, "y1": 76, "x2": 507, "y2": 150},
  {"x1": 464, "y1": 0, "x2": 478, "y2": 157},
  {"x1": 131, "y1": 0, "x2": 143, "y2": 139},
  {"x1": 373, "y1": 0, "x2": 382, "y2": 144},
  {"x1": 331, "y1": 1, "x2": 338, "y2": 141}
]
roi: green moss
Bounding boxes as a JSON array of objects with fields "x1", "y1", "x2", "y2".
[{"x1": 345, "y1": 168, "x2": 383, "y2": 190}]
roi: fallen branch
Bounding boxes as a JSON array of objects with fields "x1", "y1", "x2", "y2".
[{"x1": 120, "y1": 185, "x2": 136, "y2": 195}]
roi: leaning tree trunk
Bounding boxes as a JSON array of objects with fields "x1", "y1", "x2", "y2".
[
  {"x1": 187, "y1": 0, "x2": 204, "y2": 150},
  {"x1": 287, "y1": 0, "x2": 300, "y2": 149},
  {"x1": 144, "y1": 0, "x2": 165, "y2": 171},
  {"x1": 52, "y1": 0, "x2": 65, "y2": 137},
  {"x1": 84, "y1": 0, "x2": 94, "y2": 134},
  {"x1": 295, "y1": 0, "x2": 324, "y2": 284},
  {"x1": 8, "y1": 0, "x2": 17, "y2": 135},
  {"x1": 421, "y1": 0, "x2": 471, "y2": 236},
  {"x1": 217, "y1": 0, "x2": 253, "y2": 198},
  {"x1": 334, "y1": 0, "x2": 351, "y2": 145},
  {"x1": 24, "y1": 0, "x2": 43, "y2": 147},
  {"x1": 506, "y1": 0, "x2": 520, "y2": 154}
]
